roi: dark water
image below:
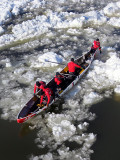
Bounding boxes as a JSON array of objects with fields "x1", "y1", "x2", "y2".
[
  {"x1": 88, "y1": 97, "x2": 120, "y2": 160},
  {"x1": 1, "y1": 97, "x2": 120, "y2": 160},
  {"x1": 0, "y1": 117, "x2": 40, "y2": 160}
]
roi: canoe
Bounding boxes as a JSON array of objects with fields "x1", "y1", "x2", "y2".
[{"x1": 17, "y1": 52, "x2": 95, "y2": 123}]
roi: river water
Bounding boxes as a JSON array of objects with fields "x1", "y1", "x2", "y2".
[
  {"x1": 1, "y1": 96, "x2": 120, "y2": 160},
  {"x1": 88, "y1": 97, "x2": 120, "y2": 160},
  {"x1": 0, "y1": 109, "x2": 40, "y2": 160}
]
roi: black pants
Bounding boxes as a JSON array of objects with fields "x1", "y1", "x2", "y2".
[
  {"x1": 67, "y1": 72, "x2": 76, "y2": 80},
  {"x1": 89, "y1": 48, "x2": 96, "y2": 54},
  {"x1": 44, "y1": 95, "x2": 54, "y2": 105}
]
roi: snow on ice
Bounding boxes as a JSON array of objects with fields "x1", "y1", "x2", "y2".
[
  {"x1": 29, "y1": 51, "x2": 65, "y2": 68},
  {"x1": 0, "y1": 1, "x2": 120, "y2": 48},
  {"x1": 38, "y1": 52, "x2": 65, "y2": 67},
  {"x1": 47, "y1": 113, "x2": 76, "y2": 142},
  {"x1": 114, "y1": 85, "x2": 120, "y2": 94},
  {"x1": 103, "y1": 2, "x2": 120, "y2": 16}
]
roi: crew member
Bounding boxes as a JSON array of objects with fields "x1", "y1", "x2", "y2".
[
  {"x1": 54, "y1": 72, "x2": 64, "y2": 89},
  {"x1": 34, "y1": 81, "x2": 46, "y2": 94},
  {"x1": 39, "y1": 86, "x2": 53, "y2": 107},
  {"x1": 90, "y1": 38, "x2": 102, "y2": 54},
  {"x1": 67, "y1": 58, "x2": 82, "y2": 75}
]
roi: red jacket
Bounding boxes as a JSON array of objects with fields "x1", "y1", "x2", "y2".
[
  {"x1": 92, "y1": 40, "x2": 101, "y2": 50},
  {"x1": 34, "y1": 81, "x2": 46, "y2": 93},
  {"x1": 40, "y1": 88, "x2": 53, "y2": 105},
  {"x1": 68, "y1": 61, "x2": 81, "y2": 73},
  {"x1": 54, "y1": 75, "x2": 63, "y2": 85}
]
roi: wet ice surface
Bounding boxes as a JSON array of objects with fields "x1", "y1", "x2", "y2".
[{"x1": 0, "y1": 0, "x2": 120, "y2": 160}]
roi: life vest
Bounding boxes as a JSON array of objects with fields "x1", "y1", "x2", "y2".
[
  {"x1": 40, "y1": 88, "x2": 53, "y2": 105},
  {"x1": 92, "y1": 40, "x2": 101, "y2": 50},
  {"x1": 44, "y1": 88, "x2": 53, "y2": 95},
  {"x1": 54, "y1": 75, "x2": 62, "y2": 85},
  {"x1": 40, "y1": 82, "x2": 46, "y2": 90},
  {"x1": 68, "y1": 61, "x2": 81, "y2": 72}
]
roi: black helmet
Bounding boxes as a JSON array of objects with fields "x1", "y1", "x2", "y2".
[
  {"x1": 36, "y1": 81, "x2": 40, "y2": 86},
  {"x1": 71, "y1": 58, "x2": 74, "y2": 62},
  {"x1": 44, "y1": 85, "x2": 47, "y2": 89},
  {"x1": 56, "y1": 72, "x2": 60, "y2": 76},
  {"x1": 96, "y1": 38, "x2": 99, "y2": 41}
]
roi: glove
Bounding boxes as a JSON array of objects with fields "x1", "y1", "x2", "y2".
[{"x1": 37, "y1": 104, "x2": 42, "y2": 107}]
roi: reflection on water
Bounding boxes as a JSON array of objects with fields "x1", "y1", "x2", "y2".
[
  {"x1": 19, "y1": 123, "x2": 36, "y2": 137},
  {"x1": 0, "y1": 117, "x2": 40, "y2": 160},
  {"x1": 113, "y1": 94, "x2": 120, "y2": 103},
  {"x1": 87, "y1": 96, "x2": 120, "y2": 160}
]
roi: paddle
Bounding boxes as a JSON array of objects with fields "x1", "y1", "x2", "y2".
[
  {"x1": 60, "y1": 73, "x2": 77, "y2": 77},
  {"x1": 45, "y1": 59, "x2": 65, "y2": 65}
]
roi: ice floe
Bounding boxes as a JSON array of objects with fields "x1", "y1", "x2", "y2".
[
  {"x1": 103, "y1": 2, "x2": 120, "y2": 17},
  {"x1": 47, "y1": 113, "x2": 75, "y2": 142},
  {"x1": 0, "y1": 1, "x2": 119, "y2": 49},
  {"x1": 30, "y1": 51, "x2": 65, "y2": 68},
  {"x1": 114, "y1": 85, "x2": 120, "y2": 94}
]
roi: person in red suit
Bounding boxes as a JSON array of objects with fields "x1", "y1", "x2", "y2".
[
  {"x1": 54, "y1": 72, "x2": 65, "y2": 97},
  {"x1": 90, "y1": 38, "x2": 102, "y2": 54},
  {"x1": 54, "y1": 72, "x2": 64, "y2": 89},
  {"x1": 34, "y1": 81, "x2": 46, "y2": 94},
  {"x1": 67, "y1": 58, "x2": 82, "y2": 75},
  {"x1": 39, "y1": 86, "x2": 53, "y2": 107}
]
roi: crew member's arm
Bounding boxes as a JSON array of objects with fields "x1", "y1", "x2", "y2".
[
  {"x1": 59, "y1": 75, "x2": 64, "y2": 80},
  {"x1": 46, "y1": 92, "x2": 50, "y2": 106},
  {"x1": 99, "y1": 44, "x2": 101, "y2": 50},
  {"x1": 74, "y1": 63, "x2": 81, "y2": 68},
  {"x1": 99, "y1": 42, "x2": 102, "y2": 53},
  {"x1": 34, "y1": 84, "x2": 36, "y2": 94},
  {"x1": 40, "y1": 95, "x2": 44, "y2": 104}
]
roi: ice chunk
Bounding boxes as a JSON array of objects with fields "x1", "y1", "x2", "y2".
[
  {"x1": 83, "y1": 91, "x2": 102, "y2": 105},
  {"x1": 114, "y1": 85, "x2": 120, "y2": 94},
  {"x1": 0, "y1": 26, "x2": 4, "y2": 34},
  {"x1": 103, "y1": 2, "x2": 120, "y2": 17},
  {"x1": 47, "y1": 114, "x2": 76, "y2": 142},
  {"x1": 108, "y1": 17, "x2": 120, "y2": 27},
  {"x1": 37, "y1": 52, "x2": 65, "y2": 67}
]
